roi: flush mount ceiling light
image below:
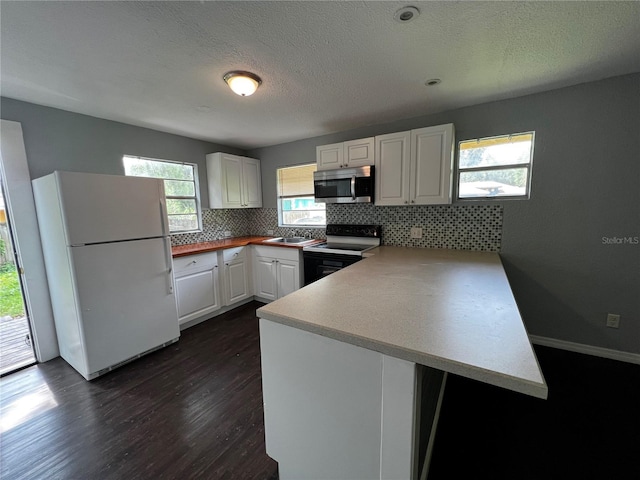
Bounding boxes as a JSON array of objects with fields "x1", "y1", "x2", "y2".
[
  {"x1": 223, "y1": 71, "x2": 262, "y2": 96},
  {"x1": 394, "y1": 6, "x2": 420, "y2": 23}
]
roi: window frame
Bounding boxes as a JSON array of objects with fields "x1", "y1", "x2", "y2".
[
  {"x1": 276, "y1": 163, "x2": 326, "y2": 228},
  {"x1": 122, "y1": 155, "x2": 202, "y2": 234},
  {"x1": 456, "y1": 131, "x2": 535, "y2": 201}
]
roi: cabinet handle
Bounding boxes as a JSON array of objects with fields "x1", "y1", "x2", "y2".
[
  {"x1": 404, "y1": 200, "x2": 408, "y2": 204},
  {"x1": 189, "y1": 260, "x2": 197, "y2": 265},
  {"x1": 411, "y1": 200, "x2": 415, "y2": 204},
  {"x1": 225, "y1": 263, "x2": 229, "y2": 267},
  {"x1": 233, "y1": 253, "x2": 238, "y2": 257}
]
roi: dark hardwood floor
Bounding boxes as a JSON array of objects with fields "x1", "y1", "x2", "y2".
[
  {"x1": 0, "y1": 301, "x2": 277, "y2": 480},
  {"x1": 2, "y1": 300, "x2": 638, "y2": 480},
  {"x1": 430, "y1": 344, "x2": 640, "y2": 480}
]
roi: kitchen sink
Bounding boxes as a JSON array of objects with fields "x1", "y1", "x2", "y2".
[{"x1": 265, "y1": 237, "x2": 310, "y2": 244}]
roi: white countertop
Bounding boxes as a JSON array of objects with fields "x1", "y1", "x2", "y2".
[{"x1": 257, "y1": 246, "x2": 548, "y2": 399}]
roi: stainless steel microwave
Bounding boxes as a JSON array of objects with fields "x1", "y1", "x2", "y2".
[{"x1": 313, "y1": 166, "x2": 374, "y2": 203}]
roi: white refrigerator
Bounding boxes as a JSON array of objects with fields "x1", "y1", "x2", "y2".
[{"x1": 32, "y1": 170, "x2": 180, "y2": 380}]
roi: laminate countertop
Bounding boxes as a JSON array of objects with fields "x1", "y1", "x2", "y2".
[
  {"x1": 257, "y1": 246, "x2": 548, "y2": 399},
  {"x1": 172, "y1": 236, "x2": 323, "y2": 257}
]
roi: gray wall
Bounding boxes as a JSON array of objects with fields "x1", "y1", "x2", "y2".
[
  {"x1": 249, "y1": 73, "x2": 640, "y2": 355},
  {"x1": 0, "y1": 98, "x2": 245, "y2": 207}
]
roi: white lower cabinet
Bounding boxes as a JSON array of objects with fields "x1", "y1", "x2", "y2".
[
  {"x1": 221, "y1": 247, "x2": 252, "y2": 306},
  {"x1": 173, "y1": 252, "x2": 221, "y2": 325},
  {"x1": 253, "y1": 246, "x2": 302, "y2": 302},
  {"x1": 174, "y1": 244, "x2": 302, "y2": 325}
]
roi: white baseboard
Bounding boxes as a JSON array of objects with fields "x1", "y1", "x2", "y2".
[{"x1": 529, "y1": 335, "x2": 640, "y2": 365}]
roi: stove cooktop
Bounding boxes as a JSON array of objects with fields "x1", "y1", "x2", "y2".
[
  {"x1": 303, "y1": 224, "x2": 382, "y2": 256},
  {"x1": 310, "y1": 242, "x2": 373, "y2": 252}
]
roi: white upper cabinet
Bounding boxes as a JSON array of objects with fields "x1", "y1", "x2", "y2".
[
  {"x1": 241, "y1": 157, "x2": 262, "y2": 208},
  {"x1": 316, "y1": 143, "x2": 343, "y2": 170},
  {"x1": 375, "y1": 124, "x2": 454, "y2": 206},
  {"x1": 374, "y1": 131, "x2": 411, "y2": 206},
  {"x1": 206, "y1": 153, "x2": 263, "y2": 209},
  {"x1": 317, "y1": 137, "x2": 374, "y2": 171}
]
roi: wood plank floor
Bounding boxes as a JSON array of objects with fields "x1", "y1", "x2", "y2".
[
  {"x1": 0, "y1": 301, "x2": 277, "y2": 480},
  {"x1": 0, "y1": 316, "x2": 35, "y2": 376},
  {"x1": 429, "y1": 345, "x2": 640, "y2": 479}
]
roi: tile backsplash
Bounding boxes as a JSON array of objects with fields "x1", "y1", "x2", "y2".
[
  {"x1": 327, "y1": 203, "x2": 502, "y2": 252},
  {"x1": 171, "y1": 204, "x2": 502, "y2": 252},
  {"x1": 170, "y1": 208, "x2": 326, "y2": 246},
  {"x1": 170, "y1": 209, "x2": 253, "y2": 245}
]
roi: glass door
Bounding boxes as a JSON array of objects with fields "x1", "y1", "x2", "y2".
[{"x1": 0, "y1": 176, "x2": 36, "y2": 376}]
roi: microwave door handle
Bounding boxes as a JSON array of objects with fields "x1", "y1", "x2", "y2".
[{"x1": 351, "y1": 175, "x2": 356, "y2": 200}]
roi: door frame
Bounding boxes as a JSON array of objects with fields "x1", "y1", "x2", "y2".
[{"x1": 0, "y1": 120, "x2": 58, "y2": 362}]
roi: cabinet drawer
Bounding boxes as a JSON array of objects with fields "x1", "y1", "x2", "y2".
[
  {"x1": 222, "y1": 246, "x2": 246, "y2": 263},
  {"x1": 173, "y1": 251, "x2": 218, "y2": 276}
]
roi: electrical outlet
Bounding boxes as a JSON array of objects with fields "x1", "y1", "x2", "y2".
[
  {"x1": 267, "y1": 229, "x2": 274, "y2": 235},
  {"x1": 224, "y1": 231, "x2": 232, "y2": 238},
  {"x1": 606, "y1": 313, "x2": 620, "y2": 329},
  {"x1": 410, "y1": 227, "x2": 423, "y2": 239}
]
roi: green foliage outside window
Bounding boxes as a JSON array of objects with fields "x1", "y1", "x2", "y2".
[{"x1": 123, "y1": 156, "x2": 201, "y2": 232}]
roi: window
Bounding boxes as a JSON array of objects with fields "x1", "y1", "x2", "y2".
[
  {"x1": 277, "y1": 164, "x2": 326, "y2": 227},
  {"x1": 123, "y1": 155, "x2": 201, "y2": 233},
  {"x1": 457, "y1": 132, "x2": 534, "y2": 199}
]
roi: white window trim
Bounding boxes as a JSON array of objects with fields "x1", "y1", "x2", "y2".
[
  {"x1": 456, "y1": 132, "x2": 535, "y2": 201},
  {"x1": 123, "y1": 155, "x2": 202, "y2": 234}
]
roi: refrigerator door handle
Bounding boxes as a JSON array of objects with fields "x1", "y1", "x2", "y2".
[
  {"x1": 164, "y1": 237, "x2": 174, "y2": 294},
  {"x1": 159, "y1": 198, "x2": 169, "y2": 236}
]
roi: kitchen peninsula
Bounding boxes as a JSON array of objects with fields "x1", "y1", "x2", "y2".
[{"x1": 257, "y1": 246, "x2": 547, "y2": 480}]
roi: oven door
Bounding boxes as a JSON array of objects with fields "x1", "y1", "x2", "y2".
[{"x1": 303, "y1": 251, "x2": 362, "y2": 286}]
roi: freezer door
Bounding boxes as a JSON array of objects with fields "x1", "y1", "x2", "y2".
[
  {"x1": 56, "y1": 171, "x2": 168, "y2": 245},
  {"x1": 70, "y1": 237, "x2": 179, "y2": 375}
]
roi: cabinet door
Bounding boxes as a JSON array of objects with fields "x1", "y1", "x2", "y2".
[
  {"x1": 242, "y1": 157, "x2": 263, "y2": 208},
  {"x1": 225, "y1": 259, "x2": 250, "y2": 305},
  {"x1": 317, "y1": 143, "x2": 344, "y2": 170},
  {"x1": 175, "y1": 267, "x2": 220, "y2": 324},
  {"x1": 375, "y1": 131, "x2": 411, "y2": 206},
  {"x1": 344, "y1": 137, "x2": 374, "y2": 168},
  {"x1": 221, "y1": 154, "x2": 244, "y2": 208},
  {"x1": 411, "y1": 124, "x2": 454, "y2": 205},
  {"x1": 255, "y1": 256, "x2": 278, "y2": 301},
  {"x1": 277, "y1": 259, "x2": 299, "y2": 299}
]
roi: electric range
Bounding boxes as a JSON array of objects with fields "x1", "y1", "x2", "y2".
[{"x1": 302, "y1": 224, "x2": 381, "y2": 284}]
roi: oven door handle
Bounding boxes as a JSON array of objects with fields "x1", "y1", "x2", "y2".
[{"x1": 351, "y1": 175, "x2": 356, "y2": 200}]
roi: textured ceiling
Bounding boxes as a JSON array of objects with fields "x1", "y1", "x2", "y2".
[{"x1": 2, "y1": 1, "x2": 639, "y2": 149}]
